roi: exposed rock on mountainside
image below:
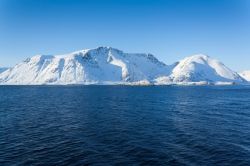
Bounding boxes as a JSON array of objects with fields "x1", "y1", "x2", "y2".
[{"x1": 0, "y1": 47, "x2": 247, "y2": 85}]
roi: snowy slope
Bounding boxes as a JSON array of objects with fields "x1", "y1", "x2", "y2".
[
  {"x1": 166, "y1": 54, "x2": 245, "y2": 84},
  {"x1": 239, "y1": 71, "x2": 250, "y2": 82},
  {"x1": 0, "y1": 48, "x2": 246, "y2": 85},
  {"x1": 0, "y1": 47, "x2": 170, "y2": 85}
]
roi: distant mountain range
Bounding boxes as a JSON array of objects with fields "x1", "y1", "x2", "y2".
[{"x1": 0, "y1": 47, "x2": 249, "y2": 85}]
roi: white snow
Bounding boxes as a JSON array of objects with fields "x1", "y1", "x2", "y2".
[
  {"x1": 239, "y1": 71, "x2": 250, "y2": 82},
  {"x1": 167, "y1": 54, "x2": 245, "y2": 84},
  {"x1": 0, "y1": 47, "x2": 169, "y2": 85},
  {"x1": 0, "y1": 47, "x2": 247, "y2": 85}
]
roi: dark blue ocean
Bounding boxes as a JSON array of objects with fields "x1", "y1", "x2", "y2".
[{"x1": 0, "y1": 86, "x2": 250, "y2": 166}]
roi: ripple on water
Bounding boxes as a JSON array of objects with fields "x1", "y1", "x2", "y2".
[{"x1": 0, "y1": 85, "x2": 250, "y2": 165}]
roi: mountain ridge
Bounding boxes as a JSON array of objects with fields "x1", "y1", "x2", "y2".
[
  {"x1": 0, "y1": 47, "x2": 248, "y2": 85},
  {"x1": 239, "y1": 71, "x2": 250, "y2": 82}
]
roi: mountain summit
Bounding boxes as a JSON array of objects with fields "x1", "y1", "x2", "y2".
[
  {"x1": 169, "y1": 54, "x2": 244, "y2": 83},
  {"x1": 0, "y1": 47, "x2": 247, "y2": 85},
  {"x1": 0, "y1": 47, "x2": 170, "y2": 85}
]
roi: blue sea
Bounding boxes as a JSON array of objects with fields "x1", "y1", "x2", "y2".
[{"x1": 0, "y1": 86, "x2": 250, "y2": 166}]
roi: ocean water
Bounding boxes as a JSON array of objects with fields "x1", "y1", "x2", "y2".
[{"x1": 0, "y1": 85, "x2": 250, "y2": 166}]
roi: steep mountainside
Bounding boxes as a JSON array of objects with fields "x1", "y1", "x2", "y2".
[
  {"x1": 239, "y1": 71, "x2": 250, "y2": 82},
  {"x1": 0, "y1": 47, "x2": 170, "y2": 85},
  {"x1": 167, "y1": 54, "x2": 245, "y2": 84},
  {"x1": 0, "y1": 47, "x2": 247, "y2": 85}
]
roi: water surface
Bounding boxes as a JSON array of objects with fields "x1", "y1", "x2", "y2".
[{"x1": 0, "y1": 86, "x2": 250, "y2": 165}]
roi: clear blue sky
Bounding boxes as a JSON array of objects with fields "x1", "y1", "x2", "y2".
[{"x1": 0, "y1": 0, "x2": 249, "y2": 71}]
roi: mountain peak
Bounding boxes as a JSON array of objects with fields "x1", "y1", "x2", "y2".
[
  {"x1": 94, "y1": 46, "x2": 122, "y2": 52},
  {"x1": 0, "y1": 47, "x2": 170, "y2": 85},
  {"x1": 0, "y1": 47, "x2": 247, "y2": 85},
  {"x1": 171, "y1": 54, "x2": 245, "y2": 83},
  {"x1": 184, "y1": 54, "x2": 211, "y2": 62}
]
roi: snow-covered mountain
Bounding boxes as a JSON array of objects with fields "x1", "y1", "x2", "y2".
[
  {"x1": 239, "y1": 71, "x2": 250, "y2": 82},
  {"x1": 0, "y1": 47, "x2": 247, "y2": 85},
  {"x1": 0, "y1": 47, "x2": 170, "y2": 85},
  {"x1": 166, "y1": 54, "x2": 245, "y2": 85}
]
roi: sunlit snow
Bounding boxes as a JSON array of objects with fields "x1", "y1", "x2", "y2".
[{"x1": 0, "y1": 47, "x2": 247, "y2": 85}]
